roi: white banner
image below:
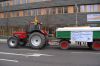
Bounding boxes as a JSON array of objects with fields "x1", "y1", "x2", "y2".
[
  {"x1": 87, "y1": 14, "x2": 100, "y2": 21},
  {"x1": 71, "y1": 31, "x2": 93, "y2": 42}
]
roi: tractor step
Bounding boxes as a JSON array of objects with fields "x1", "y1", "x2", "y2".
[{"x1": 48, "y1": 40, "x2": 60, "y2": 46}]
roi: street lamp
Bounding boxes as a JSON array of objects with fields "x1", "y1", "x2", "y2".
[{"x1": 75, "y1": 4, "x2": 78, "y2": 27}]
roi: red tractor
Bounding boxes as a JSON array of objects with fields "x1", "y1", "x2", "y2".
[{"x1": 7, "y1": 19, "x2": 48, "y2": 49}]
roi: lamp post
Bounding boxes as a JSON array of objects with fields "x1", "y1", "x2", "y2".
[
  {"x1": 75, "y1": 4, "x2": 78, "y2": 27},
  {"x1": 6, "y1": 2, "x2": 9, "y2": 37}
]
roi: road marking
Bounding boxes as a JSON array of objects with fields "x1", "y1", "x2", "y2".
[
  {"x1": 92, "y1": 53, "x2": 100, "y2": 55},
  {"x1": 0, "y1": 52, "x2": 53, "y2": 57},
  {"x1": 14, "y1": 49, "x2": 38, "y2": 52},
  {"x1": 0, "y1": 59, "x2": 18, "y2": 63},
  {"x1": 25, "y1": 53, "x2": 53, "y2": 57},
  {"x1": 71, "y1": 52, "x2": 100, "y2": 54},
  {"x1": 71, "y1": 52, "x2": 92, "y2": 53}
]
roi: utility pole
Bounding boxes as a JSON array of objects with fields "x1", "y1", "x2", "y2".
[
  {"x1": 6, "y1": 2, "x2": 9, "y2": 37},
  {"x1": 75, "y1": 4, "x2": 78, "y2": 27}
]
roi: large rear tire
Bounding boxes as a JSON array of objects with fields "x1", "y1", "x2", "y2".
[
  {"x1": 7, "y1": 37, "x2": 19, "y2": 48},
  {"x1": 29, "y1": 32, "x2": 46, "y2": 49}
]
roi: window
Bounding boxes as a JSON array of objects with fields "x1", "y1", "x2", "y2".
[
  {"x1": 9, "y1": 1, "x2": 13, "y2": 6},
  {"x1": 13, "y1": 0, "x2": 17, "y2": 5},
  {"x1": 31, "y1": 9, "x2": 38, "y2": 16},
  {"x1": 26, "y1": 0, "x2": 30, "y2": 3},
  {"x1": 37, "y1": 9, "x2": 41, "y2": 15},
  {"x1": 21, "y1": 0, "x2": 26, "y2": 4},
  {"x1": 94, "y1": 5, "x2": 99, "y2": 12},
  {"x1": 67, "y1": 6, "x2": 74, "y2": 13},
  {"x1": 3, "y1": 1, "x2": 6, "y2": 7},
  {"x1": 46, "y1": 8, "x2": 51, "y2": 15},
  {"x1": 47, "y1": 8, "x2": 52, "y2": 15},
  {"x1": 1, "y1": 2, "x2": 3, "y2": 7},
  {"x1": 0, "y1": 3, "x2": 2, "y2": 7},
  {"x1": 51, "y1": 8, "x2": 57, "y2": 14},
  {"x1": 40, "y1": 8, "x2": 47, "y2": 15},
  {"x1": 34, "y1": 0, "x2": 50, "y2": 2},
  {"x1": 64, "y1": 7, "x2": 67, "y2": 13},
  {"x1": 28, "y1": 10, "x2": 31, "y2": 16},
  {"x1": 0, "y1": 13, "x2": 4, "y2": 18},
  {"x1": 31, "y1": 10, "x2": 35, "y2": 16},
  {"x1": 30, "y1": 0, "x2": 34, "y2": 3},
  {"x1": 80, "y1": 5, "x2": 85, "y2": 12},
  {"x1": 6, "y1": 1, "x2": 9, "y2": 6},
  {"x1": 12, "y1": 12, "x2": 15, "y2": 17},
  {"x1": 11, "y1": 11, "x2": 19, "y2": 17},
  {"x1": 24, "y1": 10, "x2": 30, "y2": 16},
  {"x1": 4, "y1": 12, "x2": 9, "y2": 18},
  {"x1": 16, "y1": 11, "x2": 19, "y2": 17},
  {"x1": 19, "y1": 11, "x2": 24, "y2": 16},
  {"x1": 58, "y1": 7, "x2": 64, "y2": 14},
  {"x1": 80, "y1": 4, "x2": 100, "y2": 12},
  {"x1": 16, "y1": 0, "x2": 20, "y2": 5},
  {"x1": 10, "y1": 12, "x2": 13, "y2": 17},
  {"x1": 0, "y1": 0, "x2": 51, "y2": 7},
  {"x1": 20, "y1": 0, "x2": 23, "y2": 4}
]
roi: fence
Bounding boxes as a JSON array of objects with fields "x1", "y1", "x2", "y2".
[{"x1": 0, "y1": 25, "x2": 25, "y2": 36}]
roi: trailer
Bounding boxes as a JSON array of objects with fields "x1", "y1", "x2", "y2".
[
  {"x1": 56, "y1": 27, "x2": 100, "y2": 50},
  {"x1": 7, "y1": 17, "x2": 100, "y2": 51}
]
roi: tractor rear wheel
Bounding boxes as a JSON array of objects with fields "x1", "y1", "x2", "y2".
[
  {"x1": 7, "y1": 37, "x2": 19, "y2": 48},
  {"x1": 29, "y1": 32, "x2": 46, "y2": 49}
]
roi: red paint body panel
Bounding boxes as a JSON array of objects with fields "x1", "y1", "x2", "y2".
[
  {"x1": 93, "y1": 41, "x2": 100, "y2": 49},
  {"x1": 13, "y1": 32, "x2": 27, "y2": 39},
  {"x1": 41, "y1": 30, "x2": 48, "y2": 36},
  {"x1": 13, "y1": 30, "x2": 48, "y2": 39}
]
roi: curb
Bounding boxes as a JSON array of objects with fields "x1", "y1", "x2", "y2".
[{"x1": 0, "y1": 39, "x2": 7, "y2": 43}]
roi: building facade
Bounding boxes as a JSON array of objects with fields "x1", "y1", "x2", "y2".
[{"x1": 0, "y1": 0, "x2": 100, "y2": 36}]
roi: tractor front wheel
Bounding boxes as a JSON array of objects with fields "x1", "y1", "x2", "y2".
[
  {"x1": 7, "y1": 37, "x2": 19, "y2": 48},
  {"x1": 29, "y1": 32, "x2": 46, "y2": 49}
]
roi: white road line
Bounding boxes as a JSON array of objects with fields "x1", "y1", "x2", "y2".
[
  {"x1": 0, "y1": 59, "x2": 18, "y2": 63},
  {"x1": 71, "y1": 52, "x2": 92, "y2": 53},
  {"x1": 93, "y1": 53, "x2": 100, "y2": 55},
  {"x1": 14, "y1": 49, "x2": 38, "y2": 51},
  {"x1": 71, "y1": 52, "x2": 100, "y2": 54},
  {"x1": 0, "y1": 52, "x2": 53, "y2": 57}
]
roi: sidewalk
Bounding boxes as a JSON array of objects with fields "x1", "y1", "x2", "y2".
[{"x1": 0, "y1": 39, "x2": 7, "y2": 43}]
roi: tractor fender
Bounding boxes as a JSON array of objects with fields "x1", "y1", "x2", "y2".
[
  {"x1": 30, "y1": 30, "x2": 49, "y2": 45},
  {"x1": 30, "y1": 30, "x2": 48, "y2": 36}
]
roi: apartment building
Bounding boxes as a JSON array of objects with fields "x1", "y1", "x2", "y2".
[{"x1": 0, "y1": 0, "x2": 100, "y2": 36}]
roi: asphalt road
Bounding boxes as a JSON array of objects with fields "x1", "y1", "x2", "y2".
[{"x1": 0, "y1": 43, "x2": 100, "y2": 66}]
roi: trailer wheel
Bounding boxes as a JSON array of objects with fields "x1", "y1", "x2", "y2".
[
  {"x1": 59, "y1": 41, "x2": 69, "y2": 50},
  {"x1": 29, "y1": 32, "x2": 46, "y2": 49},
  {"x1": 7, "y1": 37, "x2": 19, "y2": 48},
  {"x1": 92, "y1": 41, "x2": 100, "y2": 51}
]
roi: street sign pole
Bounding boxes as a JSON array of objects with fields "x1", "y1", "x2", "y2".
[{"x1": 75, "y1": 4, "x2": 78, "y2": 27}]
